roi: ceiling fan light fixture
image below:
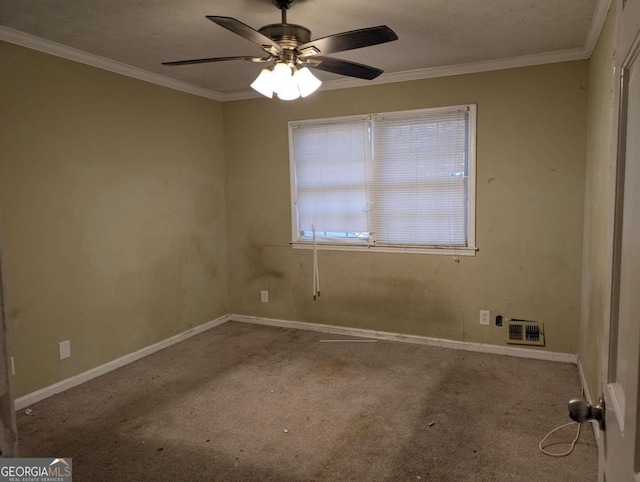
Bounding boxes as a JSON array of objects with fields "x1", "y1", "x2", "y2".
[
  {"x1": 164, "y1": 6, "x2": 398, "y2": 98},
  {"x1": 251, "y1": 62, "x2": 321, "y2": 100},
  {"x1": 250, "y1": 68, "x2": 275, "y2": 98},
  {"x1": 294, "y1": 67, "x2": 322, "y2": 97}
]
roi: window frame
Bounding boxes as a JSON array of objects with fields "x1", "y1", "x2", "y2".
[{"x1": 288, "y1": 104, "x2": 477, "y2": 256}]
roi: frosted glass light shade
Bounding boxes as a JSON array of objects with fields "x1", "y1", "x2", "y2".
[
  {"x1": 277, "y1": 75, "x2": 301, "y2": 100},
  {"x1": 272, "y1": 62, "x2": 293, "y2": 84},
  {"x1": 250, "y1": 68, "x2": 274, "y2": 98},
  {"x1": 294, "y1": 67, "x2": 322, "y2": 97}
]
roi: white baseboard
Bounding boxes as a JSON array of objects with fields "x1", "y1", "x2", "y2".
[
  {"x1": 229, "y1": 314, "x2": 578, "y2": 364},
  {"x1": 15, "y1": 312, "x2": 579, "y2": 411},
  {"x1": 577, "y1": 357, "x2": 603, "y2": 453},
  {"x1": 15, "y1": 315, "x2": 230, "y2": 411}
]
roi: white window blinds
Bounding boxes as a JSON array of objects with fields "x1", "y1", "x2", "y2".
[
  {"x1": 290, "y1": 105, "x2": 476, "y2": 251},
  {"x1": 292, "y1": 117, "x2": 372, "y2": 240}
]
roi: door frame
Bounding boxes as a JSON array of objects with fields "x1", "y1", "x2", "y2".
[
  {"x1": 600, "y1": 0, "x2": 640, "y2": 479},
  {"x1": 0, "y1": 246, "x2": 18, "y2": 457}
]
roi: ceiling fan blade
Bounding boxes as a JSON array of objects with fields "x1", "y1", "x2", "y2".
[
  {"x1": 308, "y1": 56, "x2": 383, "y2": 80},
  {"x1": 207, "y1": 16, "x2": 283, "y2": 55},
  {"x1": 298, "y1": 26, "x2": 397, "y2": 56},
  {"x1": 162, "y1": 56, "x2": 269, "y2": 66}
]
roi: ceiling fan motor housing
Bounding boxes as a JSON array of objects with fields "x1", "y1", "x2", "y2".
[
  {"x1": 272, "y1": 0, "x2": 296, "y2": 10},
  {"x1": 259, "y1": 23, "x2": 311, "y2": 53}
]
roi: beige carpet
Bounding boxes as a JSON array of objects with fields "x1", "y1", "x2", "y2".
[{"x1": 17, "y1": 321, "x2": 598, "y2": 481}]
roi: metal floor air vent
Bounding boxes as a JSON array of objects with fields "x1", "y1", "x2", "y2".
[{"x1": 506, "y1": 320, "x2": 545, "y2": 346}]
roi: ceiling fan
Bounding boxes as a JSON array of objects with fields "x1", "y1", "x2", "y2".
[{"x1": 162, "y1": 0, "x2": 398, "y2": 100}]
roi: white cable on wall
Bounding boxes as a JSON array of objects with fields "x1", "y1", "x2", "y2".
[{"x1": 312, "y1": 224, "x2": 320, "y2": 300}]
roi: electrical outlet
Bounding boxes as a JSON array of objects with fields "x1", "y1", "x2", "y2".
[
  {"x1": 59, "y1": 340, "x2": 71, "y2": 360},
  {"x1": 261, "y1": 290, "x2": 269, "y2": 303},
  {"x1": 10, "y1": 357, "x2": 15, "y2": 376},
  {"x1": 480, "y1": 310, "x2": 490, "y2": 325}
]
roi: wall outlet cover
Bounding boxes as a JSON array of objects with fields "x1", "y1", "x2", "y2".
[
  {"x1": 480, "y1": 310, "x2": 491, "y2": 325},
  {"x1": 59, "y1": 340, "x2": 71, "y2": 360}
]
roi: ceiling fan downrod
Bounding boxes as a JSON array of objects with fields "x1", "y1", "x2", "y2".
[
  {"x1": 259, "y1": 0, "x2": 311, "y2": 53},
  {"x1": 272, "y1": 0, "x2": 296, "y2": 23}
]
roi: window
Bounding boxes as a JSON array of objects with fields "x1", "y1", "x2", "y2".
[{"x1": 289, "y1": 104, "x2": 476, "y2": 255}]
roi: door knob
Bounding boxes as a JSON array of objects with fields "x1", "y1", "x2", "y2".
[{"x1": 568, "y1": 396, "x2": 605, "y2": 430}]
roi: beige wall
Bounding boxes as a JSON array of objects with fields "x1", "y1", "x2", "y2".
[
  {"x1": 0, "y1": 42, "x2": 229, "y2": 397},
  {"x1": 224, "y1": 61, "x2": 588, "y2": 354},
  {"x1": 579, "y1": 3, "x2": 617, "y2": 398},
  {"x1": 0, "y1": 37, "x2": 594, "y2": 399}
]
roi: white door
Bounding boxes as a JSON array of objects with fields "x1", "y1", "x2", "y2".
[
  {"x1": 602, "y1": 0, "x2": 640, "y2": 480},
  {"x1": 0, "y1": 250, "x2": 18, "y2": 456}
]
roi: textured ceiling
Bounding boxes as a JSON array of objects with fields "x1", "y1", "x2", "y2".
[{"x1": 0, "y1": 0, "x2": 601, "y2": 98}]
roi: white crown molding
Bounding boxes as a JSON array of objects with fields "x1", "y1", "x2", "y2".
[
  {"x1": 2, "y1": 5, "x2": 604, "y2": 105},
  {"x1": 221, "y1": 47, "x2": 590, "y2": 101},
  {"x1": 0, "y1": 26, "x2": 224, "y2": 102},
  {"x1": 584, "y1": 0, "x2": 613, "y2": 56}
]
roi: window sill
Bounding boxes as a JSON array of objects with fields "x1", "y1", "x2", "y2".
[{"x1": 291, "y1": 242, "x2": 477, "y2": 256}]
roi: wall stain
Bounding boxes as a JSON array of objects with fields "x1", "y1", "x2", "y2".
[
  {"x1": 7, "y1": 310, "x2": 20, "y2": 321},
  {"x1": 115, "y1": 231, "x2": 223, "y2": 341},
  {"x1": 372, "y1": 276, "x2": 423, "y2": 293},
  {"x1": 191, "y1": 234, "x2": 202, "y2": 254},
  {"x1": 193, "y1": 183, "x2": 222, "y2": 226},
  {"x1": 244, "y1": 245, "x2": 286, "y2": 280}
]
